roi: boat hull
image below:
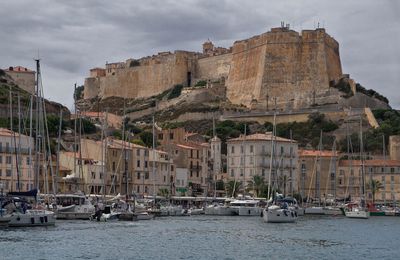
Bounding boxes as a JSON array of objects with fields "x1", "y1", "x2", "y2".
[
  {"x1": 305, "y1": 207, "x2": 325, "y2": 215},
  {"x1": 8, "y1": 210, "x2": 56, "y2": 227},
  {"x1": 262, "y1": 207, "x2": 297, "y2": 223},
  {"x1": 345, "y1": 210, "x2": 370, "y2": 219},
  {"x1": 56, "y1": 212, "x2": 93, "y2": 220},
  {"x1": 235, "y1": 207, "x2": 262, "y2": 216}
]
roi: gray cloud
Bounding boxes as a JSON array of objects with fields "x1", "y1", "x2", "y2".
[{"x1": 0, "y1": 0, "x2": 399, "y2": 109}]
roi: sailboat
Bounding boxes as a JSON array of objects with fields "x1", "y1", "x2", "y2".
[
  {"x1": 2, "y1": 59, "x2": 55, "y2": 227},
  {"x1": 344, "y1": 117, "x2": 369, "y2": 219},
  {"x1": 262, "y1": 110, "x2": 297, "y2": 223}
]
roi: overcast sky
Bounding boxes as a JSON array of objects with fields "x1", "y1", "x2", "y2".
[{"x1": 1, "y1": 0, "x2": 399, "y2": 110}]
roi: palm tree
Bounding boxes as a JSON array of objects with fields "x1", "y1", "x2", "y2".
[
  {"x1": 157, "y1": 188, "x2": 169, "y2": 198},
  {"x1": 367, "y1": 179, "x2": 384, "y2": 204},
  {"x1": 247, "y1": 175, "x2": 265, "y2": 197},
  {"x1": 225, "y1": 180, "x2": 241, "y2": 198}
]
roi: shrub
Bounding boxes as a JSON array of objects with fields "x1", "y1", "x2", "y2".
[
  {"x1": 167, "y1": 84, "x2": 184, "y2": 100},
  {"x1": 195, "y1": 80, "x2": 207, "y2": 87},
  {"x1": 129, "y1": 60, "x2": 140, "y2": 67}
]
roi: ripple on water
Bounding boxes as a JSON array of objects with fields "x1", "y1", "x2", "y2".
[{"x1": 1, "y1": 216, "x2": 400, "y2": 259}]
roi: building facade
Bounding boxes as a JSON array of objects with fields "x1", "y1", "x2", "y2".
[{"x1": 227, "y1": 133, "x2": 298, "y2": 195}]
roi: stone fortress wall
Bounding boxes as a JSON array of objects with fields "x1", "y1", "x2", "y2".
[{"x1": 83, "y1": 25, "x2": 386, "y2": 111}]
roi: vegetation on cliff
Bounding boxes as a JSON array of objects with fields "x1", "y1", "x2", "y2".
[{"x1": 356, "y1": 83, "x2": 389, "y2": 104}]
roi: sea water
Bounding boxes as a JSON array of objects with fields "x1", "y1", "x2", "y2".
[{"x1": 0, "y1": 215, "x2": 399, "y2": 259}]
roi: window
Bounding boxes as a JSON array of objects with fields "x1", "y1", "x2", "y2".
[
  {"x1": 391, "y1": 176, "x2": 395, "y2": 182},
  {"x1": 241, "y1": 145, "x2": 244, "y2": 154},
  {"x1": 6, "y1": 169, "x2": 12, "y2": 177},
  {"x1": 339, "y1": 178, "x2": 342, "y2": 185},
  {"x1": 190, "y1": 150, "x2": 193, "y2": 158},
  {"x1": 137, "y1": 172, "x2": 140, "y2": 179},
  {"x1": 112, "y1": 162, "x2": 116, "y2": 172},
  {"x1": 231, "y1": 146, "x2": 235, "y2": 154},
  {"x1": 163, "y1": 176, "x2": 166, "y2": 182},
  {"x1": 196, "y1": 172, "x2": 199, "y2": 178},
  {"x1": 158, "y1": 133, "x2": 163, "y2": 140},
  {"x1": 262, "y1": 169, "x2": 265, "y2": 176},
  {"x1": 231, "y1": 158, "x2": 234, "y2": 166},
  {"x1": 240, "y1": 157, "x2": 244, "y2": 165},
  {"x1": 240, "y1": 169, "x2": 244, "y2": 177},
  {"x1": 0, "y1": 156, "x2": 2, "y2": 164},
  {"x1": 250, "y1": 157, "x2": 254, "y2": 165},
  {"x1": 169, "y1": 133, "x2": 174, "y2": 140},
  {"x1": 339, "y1": 169, "x2": 344, "y2": 175},
  {"x1": 391, "y1": 168, "x2": 395, "y2": 173},
  {"x1": 280, "y1": 146, "x2": 284, "y2": 155},
  {"x1": 190, "y1": 171, "x2": 193, "y2": 177},
  {"x1": 175, "y1": 150, "x2": 178, "y2": 155},
  {"x1": 136, "y1": 149, "x2": 140, "y2": 156},
  {"x1": 250, "y1": 145, "x2": 254, "y2": 153},
  {"x1": 91, "y1": 172, "x2": 96, "y2": 179},
  {"x1": 145, "y1": 172, "x2": 149, "y2": 179},
  {"x1": 6, "y1": 156, "x2": 12, "y2": 164},
  {"x1": 171, "y1": 165, "x2": 174, "y2": 171},
  {"x1": 100, "y1": 173, "x2": 103, "y2": 179},
  {"x1": 382, "y1": 176, "x2": 385, "y2": 182},
  {"x1": 26, "y1": 157, "x2": 30, "y2": 165},
  {"x1": 0, "y1": 169, "x2": 2, "y2": 176},
  {"x1": 230, "y1": 169, "x2": 234, "y2": 177},
  {"x1": 145, "y1": 150, "x2": 149, "y2": 156},
  {"x1": 137, "y1": 160, "x2": 141, "y2": 167},
  {"x1": 196, "y1": 150, "x2": 199, "y2": 159},
  {"x1": 145, "y1": 161, "x2": 148, "y2": 168}
]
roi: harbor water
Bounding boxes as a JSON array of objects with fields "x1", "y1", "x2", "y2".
[{"x1": 1, "y1": 215, "x2": 399, "y2": 259}]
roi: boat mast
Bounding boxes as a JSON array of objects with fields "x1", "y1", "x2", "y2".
[
  {"x1": 212, "y1": 117, "x2": 217, "y2": 199},
  {"x1": 28, "y1": 94, "x2": 33, "y2": 189},
  {"x1": 73, "y1": 83, "x2": 77, "y2": 191},
  {"x1": 359, "y1": 116, "x2": 366, "y2": 207},
  {"x1": 34, "y1": 59, "x2": 40, "y2": 190},
  {"x1": 267, "y1": 111, "x2": 276, "y2": 200},
  {"x1": 152, "y1": 115, "x2": 156, "y2": 199},
  {"x1": 55, "y1": 108, "x2": 63, "y2": 194}
]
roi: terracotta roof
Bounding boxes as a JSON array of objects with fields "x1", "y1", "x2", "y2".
[
  {"x1": 61, "y1": 152, "x2": 93, "y2": 161},
  {"x1": 176, "y1": 143, "x2": 198, "y2": 150},
  {"x1": 0, "y1": 128, "x2": 30, "y2": 138},
  {"x1": 228, "y1": 132, "x2": 296, "y2": 143},
  {"x1": 339, "y1": 160, "x2": 400, "y2": 167},
  {"x1": 109, "y1": 139, "x2": 146, "y2": 149},
  {"x1": 299, "y1": 149, "x2": 338, "y2": 157},
  {"x1": 5, "y1": 66, "x2": 34, "y2": 73}
]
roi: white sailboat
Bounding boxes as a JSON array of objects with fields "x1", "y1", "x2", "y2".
[
  {"x1": 262, "y1": 111, "x2": 297, "y2": 223},
  {"x1": 345, "y1": 117, "x2": 369, "y2": 219}
]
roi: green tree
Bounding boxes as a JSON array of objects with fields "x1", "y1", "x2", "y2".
[
  {"x1": 247, "y1": 175, "x2": 265, "y2": 197},
  {"x1": 158, "y1": 188, "x2": 169, "y2": 197},
  {"x1": 225, "y1": 180, "x2": 241, "y2": 198},
  {"x1": 139, "y1": 131, "x2": 153, "y2": 147},
  {"x1": 368, "y1": 179, "x2": 384, "y2": 204}
]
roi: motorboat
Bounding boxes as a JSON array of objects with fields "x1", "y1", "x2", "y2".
[
  {"x1": 230, "y1": 198, "x2": 262, "y2": 216},
  {"x1": 204, "y1": 202, "x2": 236, "y2": 216},
  {"x1": 55, "y1": 194, "x2": 95, "y2": 220},
  {"x1": 304, "y1": 206, "x2": 325, "y2": 215},
  {"x1": 135, "y1": 211, "x2": 154, "y2": 220}
]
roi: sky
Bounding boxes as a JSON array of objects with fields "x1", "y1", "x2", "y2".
[{"x1": 0, "y1": 0, "x2": 399, "y2": 110}]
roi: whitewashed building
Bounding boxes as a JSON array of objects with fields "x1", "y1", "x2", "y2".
[{"x1": 226, "y1": 133, "x2": 298, "y2": 195}]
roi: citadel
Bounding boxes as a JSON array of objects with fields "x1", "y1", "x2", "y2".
[{"x1": 83, "y1": 24, "x2": 388, "y2": 111}]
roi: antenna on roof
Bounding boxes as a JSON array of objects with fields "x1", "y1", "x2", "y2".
[{"x1": 317, "y1": 22, "x2": 320, "y2": 28}]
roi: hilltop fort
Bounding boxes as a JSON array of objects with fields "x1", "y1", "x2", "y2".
[{"x1": 82, "y1": 25, "x2": 389, "y2": 115}]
